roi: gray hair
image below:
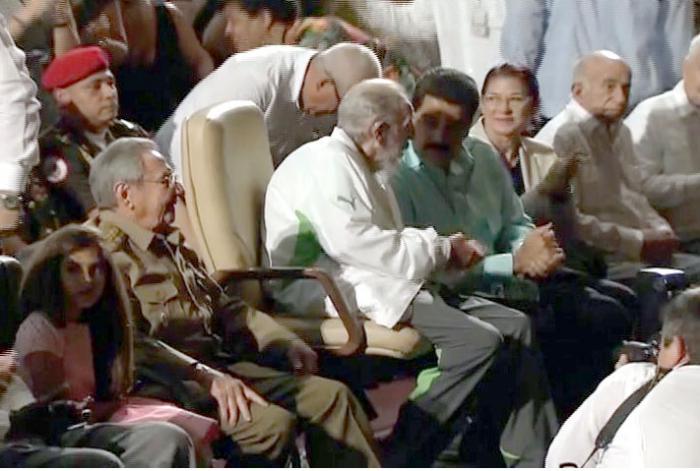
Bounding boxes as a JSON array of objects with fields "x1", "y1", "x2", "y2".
[
  {"x1": 337, "y1": 78, "x2": 410, "y2": 142},
  {"x1": 89, "y1": 137, "x2": 156, "y2": 208},
  {"x1": 661, "y1": 287, "x2": 700, "y2": 364},
  {"x1": 688, "y1": 34, "x2": 700, "y2": 58}
]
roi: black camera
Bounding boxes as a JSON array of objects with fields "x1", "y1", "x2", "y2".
[
  {"x1": 620, "y1": 340, "x2": 659, "y2": 363},
  {"x1": 7, "y1": 401, "x2": 90, "y2": 445}
]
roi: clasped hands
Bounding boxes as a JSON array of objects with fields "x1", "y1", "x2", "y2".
[
  {"x1": 513, "y1": 223, "x2": 565, "y2": 279},
  {"x1": 448, "y1": 223, "x2": 564, "y2": 280}
]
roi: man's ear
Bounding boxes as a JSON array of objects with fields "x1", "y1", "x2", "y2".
[
  {"x1": 372, "y1": 121, "x2": 390, "y2": 145},
  {"x1": 571, "y1": 82, "x2": 583, "y2": 99},
  {"x1": 262, "y1": 9, "x2": 274, "y2": 30},
  {"x1": 53, "y1": 88, "x2": 72, "y2": 107},
  {"x1": 114, "y1": 181, "x2": 131, "y2": 209}
]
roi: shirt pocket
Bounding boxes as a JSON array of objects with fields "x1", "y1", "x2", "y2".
[{"x1": 133, "y1": 280, "x2": 182, "y2": 334}]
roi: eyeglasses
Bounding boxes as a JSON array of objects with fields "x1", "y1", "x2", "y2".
[{"x1": 140, "y1": 173, "x2": 176, "y2": 188}]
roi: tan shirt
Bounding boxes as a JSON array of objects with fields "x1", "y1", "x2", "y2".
[
  {"x1": 95, "y1": 210, "x2": 299, "y2": 380},
  {"x1": 626, "y1": 81, "x2": 700, "y2": 242},
  {"x1": 536, "y1": 99, "x2": 672, "y2": 261}
]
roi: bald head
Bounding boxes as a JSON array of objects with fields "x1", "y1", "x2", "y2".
[
  {"x1": 571, "y1": 50, "x2": 631, "y2": 124},
  {"x1": 573, "y1": 50, "x2": 630, "y2": 84},
  {"x1": 300, "y1": 42, "x2": 381, "y2": 116},
  {"x1": 683, "y1": 35, "x2": 700, "y2": 107},
  {"x1": 318, "y1": 43, "x2": 382, "y2": 97}
]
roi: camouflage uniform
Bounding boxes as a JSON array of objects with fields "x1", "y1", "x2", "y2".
[{"x1": 21, "y1": 117, "x2": 147, "y2": 242}]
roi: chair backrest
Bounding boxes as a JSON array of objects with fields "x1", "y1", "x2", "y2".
[{"x1": 180, "y1": 100, "x2": 273, "y2": 304}]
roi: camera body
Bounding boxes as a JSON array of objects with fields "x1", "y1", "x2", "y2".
[
  {"x1": 7, "y1": 401, "x2": 89, "y2": 445},
  {"x1": 621, "y1": 340, "x2": 659, "y2": 363}
]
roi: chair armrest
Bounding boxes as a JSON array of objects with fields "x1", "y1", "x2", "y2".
[{"x1": 217, "y1": 267, "x2": 366, "y2": 356}]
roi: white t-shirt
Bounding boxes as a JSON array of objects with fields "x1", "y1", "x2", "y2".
[{"x1": 156, "y1": 45, "x2": 335, "y2": 175}]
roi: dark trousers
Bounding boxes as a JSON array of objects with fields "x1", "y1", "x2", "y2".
[
  {"x1": 536, "y1": 271, "x2": 636, "y2": 418},
  {"x1": 384, "y1": 292, "x2": 558, "y2": 467},
  {"x1": 0, "y1": 421, "x2": 194, "y2": 468}
]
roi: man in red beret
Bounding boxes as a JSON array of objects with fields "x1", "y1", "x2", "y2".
[{"x1": 23, "y1": 46, "x2": 147, "y2": 242}]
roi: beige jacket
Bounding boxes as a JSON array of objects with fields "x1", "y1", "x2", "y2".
[{"x1": 471, "y1": 118, "x2": 558, "y2": 192}]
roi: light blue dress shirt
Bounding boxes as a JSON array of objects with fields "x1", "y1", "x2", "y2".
[
  {"x1": 392, "y1": 137, "x2": 536, "y2": 298},
  {"x1": 501, "y1": 0, "x2": 692, "y2": 118}
]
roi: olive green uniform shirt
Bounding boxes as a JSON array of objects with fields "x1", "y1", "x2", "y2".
[{"x1": 95, "y1": 210, "x2": 300, "y2": 383}]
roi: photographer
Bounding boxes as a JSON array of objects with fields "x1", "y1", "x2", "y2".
[{"x1": 546, "y1": 287, "x2": 700, "y2": 467}]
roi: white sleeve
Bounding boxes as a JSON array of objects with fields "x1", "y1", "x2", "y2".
[
  {"x1": 0, "y1": 14, "x2": 40, "y2": 194},
  {"x1": 275, "y1": 161, "x2": 451, "y2": 282},
  {"x1": 545, "y1": 363, "x2": 656, "y2": 468}
]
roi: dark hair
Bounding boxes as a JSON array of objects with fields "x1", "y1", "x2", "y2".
[
  {"x1": 217, "y1": 0, "x2": 300, "y2": 23},
  {"x1": 661, "y1": 287, "x2": 700, "y2": 365},
  {"x1": 19, "y1": 225, "x2": 133, "y2": 400},
  {"x1": 412, "y1": 67, "x2": 480, "y2": 122},
  {"x1": 481, "y1": 63, "x2": 541, "y2": 110}
]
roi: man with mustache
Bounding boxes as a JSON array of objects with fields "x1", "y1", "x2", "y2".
[
  {"x1": 27, "y1": 46, "x2": 147, "y2": 242},
  {"x1": 264, "y1": 78, "x2": 557, "y2": 467}
]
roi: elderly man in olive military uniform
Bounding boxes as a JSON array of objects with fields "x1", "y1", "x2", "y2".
[
  {"x1": 24, "y1": 45, "x2": 146, "y2": 241},
  {"x1": 87, "y1": 137, "x2": 379, "y2": 467}
]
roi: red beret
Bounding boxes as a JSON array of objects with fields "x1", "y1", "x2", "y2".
[{"x1": 42, "y1": 46, "x2": 110, "y2": 91}]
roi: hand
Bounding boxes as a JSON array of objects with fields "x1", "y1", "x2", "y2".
[
  {"x1": 287, "y1": 340, "x2": 318, "y2": 375},
  {"x1": 0, "y1": 351, "x2": 17, "y2": 396},
  {"x1": 615, "y1": 353, "x2": 629, "y2": 370},
  {"x1": 21, "y1": 0, "x2": 56, "y2": 21},
  {"x1": 536, "y1": 153, "x2": 580, "y2": 198},
  {"x1": 641, "y1": 229, "x2": 679, "y2": 265},
  {"x1": 514, "y1": 224, "x2": 565, "y2": 279},
  {"x1": 209, "y1": 374, "x2": 268, "y2": 432},
  {"x1": 448, "y1": 233, "x2": 486, "y2": 269}
]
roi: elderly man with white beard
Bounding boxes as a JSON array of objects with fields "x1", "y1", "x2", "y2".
[{"x1": 264, "y1": 78, "x2": 557, "y2": 467}]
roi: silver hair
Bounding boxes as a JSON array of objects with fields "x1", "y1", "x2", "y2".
[
  {"x1": 337, "y1": 79, "x2": 410, "y2": 142},
  {"x1": 688, "y1": 34, "x2": 700, "y2": 58},
  {"x1": 89, "y1": 137, "x2": 156, "y2": 208}
]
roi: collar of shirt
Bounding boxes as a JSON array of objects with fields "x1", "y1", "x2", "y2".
[
  {"x1": 402, "y1": 140, "x2": 470, "y2": 180},
  {"x1": 672, "y1": 80, "x2": 700, "y2": 118},
  {"x1": 291, "y1": 50, "x2": 318, "y2": 113},
  {"x1": 471, "y1": 117, "x2": 521, "y2": 168},
  {"x1": 98, "y1": 209, "x2": 181, "y2": 251},
  {"x1": 567, "y1": 98, "x2": 622, "y2": 139},
  {"x1": 84, "y1": 128, "x2": 109, "y2": 151}
]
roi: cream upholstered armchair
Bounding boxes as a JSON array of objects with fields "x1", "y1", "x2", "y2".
[{"x1": 179, "y1": 100, "x2": 430, "y2": 359}]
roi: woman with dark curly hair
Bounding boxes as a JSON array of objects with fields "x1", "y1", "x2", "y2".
[{"x1": 13, "y1": 224, "x2": 218, "y2": 464}]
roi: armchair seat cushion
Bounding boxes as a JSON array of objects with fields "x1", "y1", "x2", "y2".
[{"x1": 275, "y1": 316, "x2": 432, "y2": 359}]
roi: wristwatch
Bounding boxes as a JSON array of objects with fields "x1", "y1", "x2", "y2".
[{"x1": 0, "y1": 193, "x2": 22, "y2": 211}]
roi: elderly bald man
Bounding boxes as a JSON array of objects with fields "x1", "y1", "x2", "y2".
[
  {"x1": 156, "y1": 42, "x2": 381, "y2": 175},
  {"x1": 626, "y1": 35, "x2": 700, "y2": 256},
  {"x1": 537, "y1": 51, "x2": 700, "y2": 284}
]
